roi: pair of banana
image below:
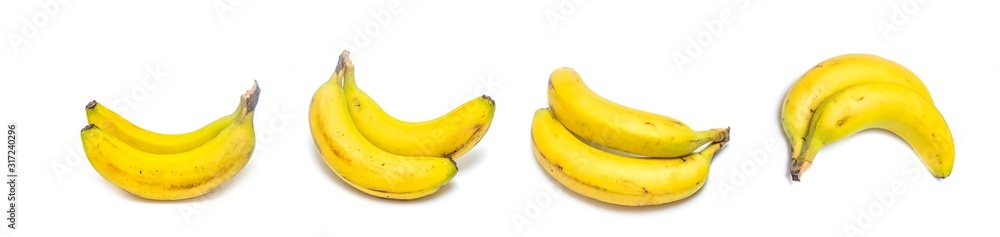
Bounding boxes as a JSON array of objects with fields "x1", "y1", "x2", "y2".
[
  {"x1": 532, "y1": 68, "x2": 730, "y2": 206},
  {"x1": 80, "y1": 82, "x2": 260, "y2": 200},
  {"x1": 781, "y1": 54, "x2": 954, "y2": 181},
  {"x1": 309, "y1": 51, "x2": 495, "y2": 200}
]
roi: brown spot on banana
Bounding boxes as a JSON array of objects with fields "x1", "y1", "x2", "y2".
[
  {"x1": 444, "y1": 124, "x2": 485, "y2": 158},
  {"x1": 351, "y1": 98, "x2": 361, "y2": 108},
  {"x1": 836, "y1": 116, "x2": 849, "y2": 127},
  {"x1": 671, "y1": 120, "x2": 684, "y2": 126}
]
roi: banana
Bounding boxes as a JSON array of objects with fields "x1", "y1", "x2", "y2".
[
  {"x1": 782, "y1": 54, "x2": 933, "y2": 160},
  {"x1": 85, "y1": 101, "x2": 237, "y2": 154},
  {"x1": 531, "y1": 108, "x2": 725, "y2": 206},
  {"x1": 310, "y1": 51, "x2": 457, "y2": 200},
  {"x1": 547, "y1": 67, "x2": 728, "y2": 158},
  {"x1": 81, "y1": 82, "x2": 259, "y2": 200},
  {"x1": 791, "y1": 83, "x2": 953, "y2": 181},
  {"x1": 343, "y1": 58, "x2": 495, "y2": 159}
]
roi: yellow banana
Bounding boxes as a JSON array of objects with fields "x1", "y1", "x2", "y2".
[
  {"x1": 782, "y1": 54, "x2": 933, "y2": 160},
  {"x1": 792, "y1": 83, "x2": 953, "y2": 181},
  {"x1": 81, "y1": 83, "x2": 259, "y2": 200},
  {"x1": 85, "y1": 101, "x2": 237, "y2": 154},
  {"x1": 343, "y1": 59, "x2": 495, "y2": 159},
  {"x1": 531, "y1": 108, "x2": 725, "y2": 206},
  {"x1": 310, "y1": 51, "x2": 457, "y2": 200},
  {"x1": 547, "y1": 67, "x2": 728, "y2": 158}
]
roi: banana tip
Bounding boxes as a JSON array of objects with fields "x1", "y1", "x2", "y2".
[
  {"x1": 81, "y1": 124, "x2": 97, "y2": 132},
  {"x1": 85, "y1": 100, "x2": 97, "y2": 110},
  {"x1": 481, "y1": 95, "x2": 494, "y2": 104}
]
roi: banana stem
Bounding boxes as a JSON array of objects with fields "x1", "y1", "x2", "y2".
[
  {"x1": 332, "y1": 50, "x2": 351, "y2": 86},
  {"x1": 240, "y1": 80, "x2": 261, "y2": 117},
  {"x1": 700, "y1": 141, "x2": 725, "y2": 159},
  {"x1": 714, "y1": 127, "x2": 731, "y2": 143},
  {"x1": 343, "y1": 55, "x2": 357, "y2": 88}
]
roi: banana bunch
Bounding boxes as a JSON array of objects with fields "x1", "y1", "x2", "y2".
[
  {"x1": 532, "y1": 67, "x2": 730, "y2": 206},
  {"x1": 81, "y1": 81, "x2": 260, "y2": 200},
  {"x1": 310, "y1": 51, "x2": 495, "y2": 200},
  {"x1": 782, "y1": 54, "x2": 954, "y2": 181}
]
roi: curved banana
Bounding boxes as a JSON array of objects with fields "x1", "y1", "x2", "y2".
[
  {"x1": 85, "y1": 101, "x2": 237, "y2": 154},
  {"x1": 310, "y1": 51, "x2": 457, "y2": 200},
  {"x1": 343, "y1": 59, "x2": 495, "y2": 159},
  {"x1": 531, "y1": 108, "x2": 725, "y2": 206},
  {"x1": 547, "y1": 67, "x2": 728, "y2": 157},
  {"x1": 782, "y1": 54, "x2": 933, "y2": 160},
  {"x1": 81, "y1": 83, "x2": 259, "y2": 200},
  {"x1": 791, "y1": 83, "x2": 953, "y2": 181}
]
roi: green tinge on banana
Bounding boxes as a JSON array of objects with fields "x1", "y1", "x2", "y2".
[
  {"x1": 81, "y1": 82, "x2": 260, "y2": 200},
  {"x1": 531, "y1": 108, "x2": 725, "y2": 206},
  {"x1": 547, "y1": 67, "x2": 728, "y2": 158},
  {"x1": 85, "y1": 101, "x2": 239, "y2": 154},
  {"x1": 310, "y1": 51, "x2": 457, "y2": 200},
  {"x1": 781, "y1": 54, "x2": 933, "y2": 161},
  {"x1": 342, "y1": 58, "x2": 495, "y2": 159},
  {"x1": 791, "y1": 82, "x2": 953, "y2": 181}
]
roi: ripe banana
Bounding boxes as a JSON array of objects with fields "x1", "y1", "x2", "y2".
[
  {"x1": 81, "y1": 82, "x2": 259, "y2": 200},
  {"x1": 85, "y1": 101, "x2": 237, "y2": 154},
  {"x1": 782, "y1": 54, "x2": 933, "y2": 160},
  {"x1": 310, "y1": 51, "x2": 457, "y2": 200},
  {"x1": 791, "y1": 83, "x2": 953, "y2": 181},
  {"x1": 548, "y1": 67, "x2": 728, "y2": 158},
  {"x1": 531, "y1": 108, "x2": 725, "y2": 206},
  {"x1": 343, "y1": 58, "x2": 495, "y2": 159}
]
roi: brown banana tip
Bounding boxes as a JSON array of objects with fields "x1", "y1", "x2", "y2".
[
  {"x1": 789, "y1": 159, "x2": 811, "y2": 182},
  {"x1": 714, "y1": 127, "x2": 731, "y2": 143},
  {"x1": 336, "y1": 50, "x2": 350, "y2": 73},
  {"x1": 81, "y1": 124, "x2": 97, "y2": 132},
  {"x1": 85, "y1": 100, "x2": 97, "y2": 110},
  {"x1": 481, "y1": 95, "x2": 494, "y2": 104},
  {"x1": 243, "y1": 80, "x2": 261, "y2": 114},
  {"x1": 343, "y1": 52, "x2": 354, "y2": 68}
]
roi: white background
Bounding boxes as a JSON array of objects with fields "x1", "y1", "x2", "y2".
[{"x1": 1, "y1": 0, "x2": 998, "y2": 236}]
